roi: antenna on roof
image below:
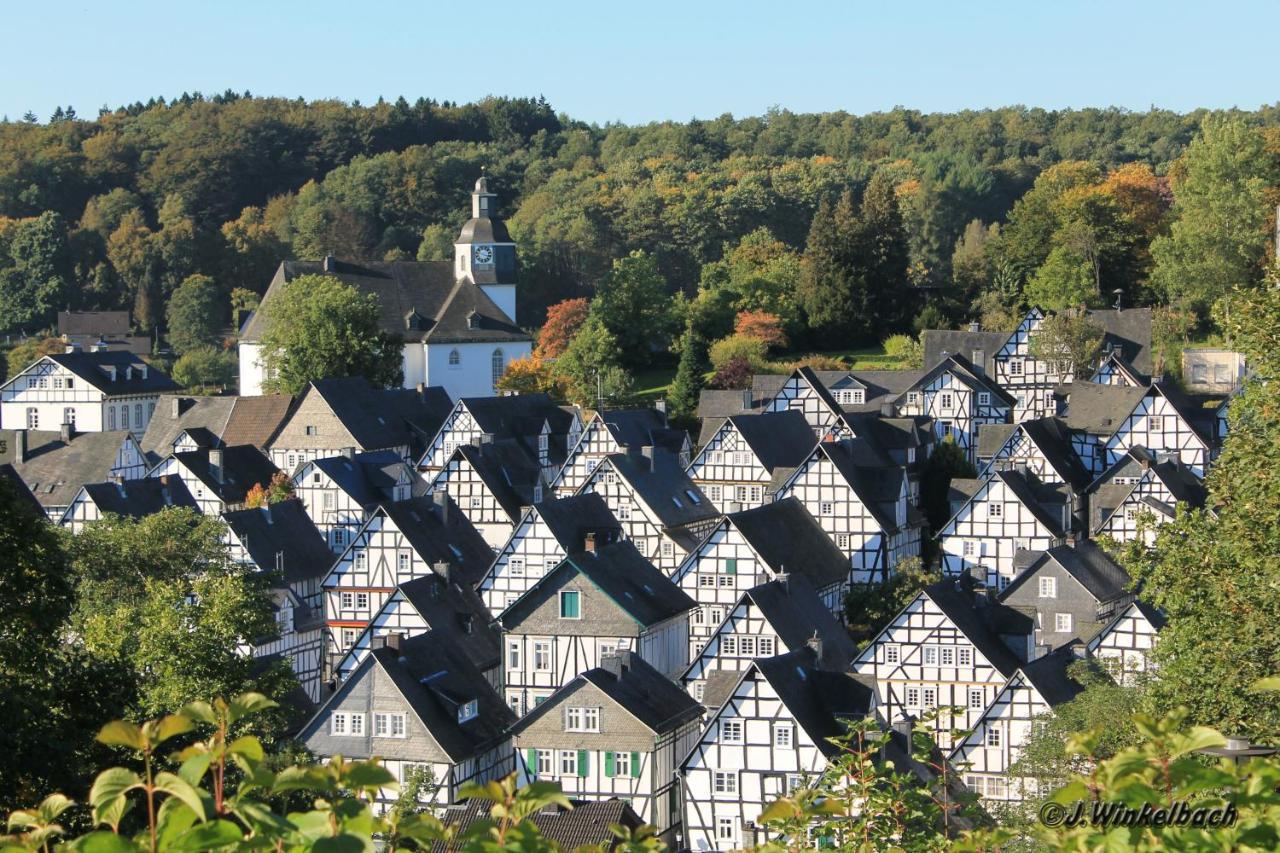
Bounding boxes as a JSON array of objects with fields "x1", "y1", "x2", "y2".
[{"x1": 1112, "y1": 288, "x2": 1124, "y2": 311}]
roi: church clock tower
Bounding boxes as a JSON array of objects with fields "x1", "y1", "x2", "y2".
[{"x1": 454, "y1": 175, "x2": 518, "y2": 323}]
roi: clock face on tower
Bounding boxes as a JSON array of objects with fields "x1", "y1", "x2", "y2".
[{"x1": 474, "y1": 245, "x2": 494, "y2": 266}]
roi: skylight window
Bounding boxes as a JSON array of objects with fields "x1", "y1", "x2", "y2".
[
  {"x1": 671, "y1": 496, "x2": 683, "y2": 508},
  {"x1": 685, "y1": 490, "x2": 700, "y2": 505}
]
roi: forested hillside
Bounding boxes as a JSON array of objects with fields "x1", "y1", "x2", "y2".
[{"x1": 3, "y1": 93, "x2": 1279, "y2": 345}]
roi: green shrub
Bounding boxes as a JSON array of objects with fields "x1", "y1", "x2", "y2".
[
  {"x1": 883, "y1": 333, "x2": 923, "y2": 366},
  {"x1": 708, "y1": 334, "x2": 769, "y2": 372},
  {"x1": 172, "y1": 346, "x2": 236, "y2": 390}
]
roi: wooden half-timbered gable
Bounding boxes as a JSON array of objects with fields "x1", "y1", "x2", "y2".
[
  {"x1": 298, "y1": 632, "x2": 515, "y2": 812},
  {"x1": 950, "y1": 645, "x2": 1086, "y2": 803},
  {"x1": 681, "y1": 647, "x2": 879, "y2": 852},
  {"x1": 577, "y1": 452, "x2": 719, "y2": 573},
  {"x1": 1085, "y1": 600, "x2": 1165, "y2": 685},
  {"x1": 477, "y1": 493, "x2": 622, "y2": 615},
  {"x1": 552, "y1": 407, "x2": 685, "y2": 497},
  {"x1": 418, "y1": 393, "x2": 581, "y2": 480},
  {"x1": 498, "y1": 540, "x2": 695, "y2": 716},
  {"x1": 681, "y1": 574, "x2": 858, "y2": 705},
  {"x1": 0, "y1": 351, "x2": 177, "y2": 435},
  {"x1": 1101, "y1": 383, "x2": 1213, "y2": 477},
  {"x1": 1000, "y1": 541, "x2": 1134, "y2": 655},
  {"x1": 893, "y1": 354, "x2": 1013, "y2": 463},
  {"x1": 511, "y1": 653, "x2": 704, "y2": 840},
  {"x1": 990, "y1": 308, "x2": 1072, "y2": 420},
  {"x1": 429, "y1": 440, "x2": 544, "y2": 548},
  {"x1": 851, "y1": 579, "x2": 1032, "y2": 748},
  {"x1": 59, "y1": 474, "x2": 198, "y2": 532},
  {"x1": 293, "y1": 450, "x2": 420, "y2": 552},
  {"x1": 1089, "y1": 449, "x2": 1209, "y2": 546},
  {"x1": 758, "y1": 366, "x2": 856, "y2": 442},
  {"x1": 148, "y1": 445, "x2": 279, "y2": 515},
  {"x1": 3, "y1": 427, "x2": 149, "y2": 520},
  {"x1": 775, "y1": 439, "x2": 920, "y2": 583},
  {"x1": 333, "y1": 572, "x2": 502, "y2": 691},
  {"x1": 223, "y1": 500, "x2": 334, "y2": 703},
  {"x1": 977, "y1": 417, "x2": 1094, "y2": 498},
  {"x1": 939, "y1": 469, "x2": 1070, "y2": 590},
  {"x1": 671, "y1": 498, "x2": 852, "y2": 660},
  {"x1": 1090, "y1": 350, "x2": 1147, "y2": 387},
  {"x1": 686, "y1": 411, "x2": 816, "y2": 513},
  {"x1": 322, "y1": 494, "x2": 493, "y2": 673}
]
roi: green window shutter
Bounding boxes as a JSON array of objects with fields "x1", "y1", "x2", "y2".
[
  {"x1": 526, "y1": 748, "x2": 537, "y2": 780},
  {"x1": 631, "y1": 751, "x2": 641, "y2": 778},
  {"x1": 604, "y1": 751, "x2": 615, "y2": 777},
  {"x1": 578, "y1": 749, "x2": 588, "y2": 777},
  {"x1": 725, "y1": 558, "x2": 737, "y2": 575}
]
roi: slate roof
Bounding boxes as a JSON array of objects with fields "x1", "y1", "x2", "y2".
[
  {"x1": 0, "y1": 463, "x2": 46, "y2": 517},
  {"x1": 1055, "y1": 383, "x2": 1147, "y2": 436},
  {"x1": 899, "y1": 353, "x2": 1015, "y2": 407},
  {"x1": 727, "y1": 498, "x2": 852, "y2": 590},
  {"x1": 462, "y1": 393, "x2": 577, "y2": 441},
  {"x1": 726, "y1": 411, "x2": 819, "y2": 473},
  {"x1": 168, "y1": 445, "x2": 279, "y2": 506},
  {"x1": 842, "y1": 369, "x2": 928, "y2": 411},
  {"x1": 434, "y1": 799, "x2": 642, "y2": 852},
  {"x1": 696, "y1": 388, "x2": 759, "y2": 423},
  {"x1": 533, "y1": 493, "x2": 623, "y2": 551},
  {"x1": 604, "y1": 453, "x2": 717, "y2": 530},
  {"x1": 1086, "y1": 450, "x2": 1209, "y2": 531},
  {"x1": 396, "y1": 572, "x2": 503, "y2": 672},
  {"x1": 76, "y1": 476, "x2": 198, "y2": 520},
  {"x1": 1008, "y1": 417, "x2": 1093, "y2": 491},
  {"x1": 305, "y1": 378, "x2": 452, "y2": 457},
  {"x1": 923, "y1": 578, "x2": 1031, "y2": 678},
  {"x1": 42, "y1": 351, "x2": 178, "y2": 395},
  {"x1": 1, "y1": 430, "x2": 136, "y2": 509},
  {"x1": 1086, "y1": 308, "x2": 1153, "y2": 375},
  {"x1": 976, "y1": 423, "x2": 1018, "y2": 461},
  {"x1": 222, "y1": 500, "x2": 334, "y2": 585},
  {"x1": 500, "y1": 540, "x2": 696, "y2": 630},
  {"x1": 753, "y1": 647, "x2": 878, "y2": 759},
  {"x1": 381, "y1": 496, "x2": 496, "y2": 589},
  {"x1": 1002, "y1": 541, "x2": 1132, "y2": 605},
  {"x1": 808, "y1": 440, "x2": 904, "y2": 530},
  {"x1": 311, "y1": 450, "x2": 414, "y2": 509},
  {"x1": 591, "y1": 408, "x2": 671, "y2": 449},
  {"x1": 142, "y1": 395, "x2": 296, "y2": 464},
  {"x1": 922, "y1": 328, "x2": 1012, "y2": 372},
  {"x1": 1092, "y1": 350, "x2": 1149, "y2": 385},
  {"x1": 242, "y1": 259, "x2": 527, "y2": 344},
  {"x1": 58, "y1": 310, "x2": 130, "y2": 336},
  {"x1": 1019, "y1": 644, "x2": 1089, "y2": 707},
  {"x1": 453, "y1": 441, "x2": 540, "y2": 521},
  {"x1": 990, "y1": 468, "x2": 1069, "y2": 537},
  {"x1": 743, "y1": 575, "x2": 858, "y2": 671}
]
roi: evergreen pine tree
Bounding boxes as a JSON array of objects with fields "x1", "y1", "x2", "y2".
[
  {"x1": 668, "y1": 323, "x2": 708, "y2": 421},
  {"x1": 797, "y1": 193, "x2": 859, "y2": 347},
  {"x1": 859, "y1": 170, "x2": 911, "y2": 330}
]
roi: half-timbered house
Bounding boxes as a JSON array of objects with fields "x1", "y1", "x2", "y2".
[
  {"x1": 1099, "y1": 383, "x2": 1213, "y2": 477},
  {"x1": 1085, "y1": 599, "x2": 1165, "y2": 685},
  {"x1": 2, "y1": 426, "x2": 148, "y2": 519},
  {"x1": 939, "y1": 469, "x2": 1070, "y2": 590},
  {"x1": 498, "y1": 540, "x2": 695, "y2": 715},
  {"x1": 140, "y1": 394, "x2": 295, "y2": 466},
  {"x1": 1090, "y1": 350, "x2": 1147, "y2": 387},
  {"x1": 851, "y1": 577, "x2": 1033, "y2": 747},
  {"x1": 577, "y1": 452, "x2": 719, "y2": 573},
  {"x1": 430, "y1": 440, "x2": 544, "y2": 548},
  {"x1": 477, "y1": 493, "x2": 622, "y2": 615},
  {"x1": 681, "y1": 574, "x2": 858, "y2": 705},
  {"x1": 59, "y1": 474, "x2": 198, "y2": 531},
  {"x1": 0, "y1": 350, "x2": 177, "y2": 434},
  {"x1": 686, "y1": 411, "x2": 816, "y2": 513},
  {"x1": 298, "y1": 632, "x2": 515, "y2": 811},
  {"x1": 322, "y1": 494, "x2": 493, "y2": 672},
  {"x1": 893, "y1": 354, "x2": 1013, "y2": 463},
  {"x1": 671, "y1": 498, "x2": 852, "y2": 659},
  {"x1": 293, "y1": 450, "x2": 421, "y2": 551},
  {"x1": 511, "y1": 652, "x2": 704, "y2": 841},
  {"x1": 553, "y1": 407, "x2": 687, "y2": 497},
  {"x1": 1088, "y1": 449, "x2": 1209, "y2": 546},
  {"x1": 418, "y1": 393, "x2": 581, "y2": 480},
  {"x1": 146, "y1": 445, "x2": 279, "y2": 515}
]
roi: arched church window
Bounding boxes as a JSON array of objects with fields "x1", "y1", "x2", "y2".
[
  {"x1": 449, "y1": 349, "x2": 460, "y2": 367},
  {"x1": 491, "y1": 349, "x2": 505, "y2": 387}
]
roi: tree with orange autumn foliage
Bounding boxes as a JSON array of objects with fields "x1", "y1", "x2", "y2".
[
  {"x1": 495, "y1": 354, "x2": 567, "y2": 397},
  {"x1": 533, "y1": 298, "x2": 590, "y2": 359},
  {"x1": 243, "y1": 471, "x2": 296, "y2": 508},
  {"x1": 734, "y1": 310, "x2": 788, "y2": 350}
]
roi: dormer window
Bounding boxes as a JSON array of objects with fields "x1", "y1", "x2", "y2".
[{"x1": 457, "y1": 699, "x2": 478, "y2": 723}]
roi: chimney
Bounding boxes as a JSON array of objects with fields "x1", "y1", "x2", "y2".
[
  {"x1": 323, "y1": 254, "x2": 337, "y2": 272},
  {"x1": 741, "y1": 389, "x2": 752, "y2": 412},
  {"x1": 806, "y1": 631, "x2": 823, "y2": 662},
  {"x1": 111, "y1": 472, "x2": 126, "y2": 498},
  {"x1": 140, "y1": 364, "x2": 148, "y2": 380},
  {"x1": 654, "y1": 399, "x2": 667, "y2": 416},
  {"x1": 600, "y1": 652, "x2": 625, "y2": 680},
  {"x1": 208, "y1": 448, "x2": 225, "y2": 484},
  {"x1": 170, "y1": 397, "x2": 182, "y2": 419},
  {"x1": 380, "y1": 633, "x2": 405, "y2": 653},
  {"x1": 342, "y1": 446, "x2": 356, "y2": 460},
  {"x1": 892, "y1": 715, "x2": 915, "y2": 741},
  {"x1": 880, "y1": 403, "x2": 893, "y2": 418},
  {"x1": 13, "y1": 429, "x2": 26, "y2": 464},
  {"x1": 775, "y1": 571, "x2": 789, "y2": 594},
  {"x1": 433, "y1": 490, "x2": 449, "y2": 524},
  {"x1": 416, "y1": 382, "x2": 426, "y2": 396},
  {"x1": 434, "y1": 560, "x2": 452, "y2": 583},
  {"x1": 584, "y1": 531, "x2": 597, "y2": 554},
  {"x1": 60, "y1": 420, "x2": 74, "y2": 443},
  {"x1": 969, "y1": 321, "x2": 981, "y2": 333},
  {"x1": 106, "y1": 365, "x2": 117, "y2": 382}
]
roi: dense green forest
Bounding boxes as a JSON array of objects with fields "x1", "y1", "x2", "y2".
[{"x1": 3, "y1": 93, "x2": 1279, "y2": 349}]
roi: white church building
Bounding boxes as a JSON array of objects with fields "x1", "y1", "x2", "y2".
[{"x1": 238, "y1": 176, "x2": 531, "y2": 400}]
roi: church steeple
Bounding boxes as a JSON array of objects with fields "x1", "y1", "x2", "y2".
[
  {"x1": 454, "y1": 173, "x2": 518, "y2": 324},
  {"x1": 471, "y1": 173, "x2": 497, "y2": 219}
]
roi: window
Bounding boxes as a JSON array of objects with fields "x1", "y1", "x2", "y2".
[
  {"x1": 617, "y1": 504, "x2": 630, "y2": 520},
  {"x1": 1054, "y1": 613, "x2": 1073, "y2": 633},
  {"x1": 717, "y1": 575, "x2": 734, "y2": 588},
  {"x1": 836, "y1": 533, "x2": 850, "y2": 549},
  {"x1": 986, "y1": 727, "x2": 1002, "y2": 747},
  {"x1": 722, "y1": 636, "x2": 738, "y2": 655},
  {"x1": 457, "y1": 700, "x2": 478, "y2": 723},
  {"x1": 559, "y1": 590, "x2": 581, "y2": 619},
  {"x1": 397, "y1": 552, "x2": 410, "y2": 573},
  {"x1": 342, "y1": 629, "x2": 357, "y2": 648},
  {"x1": 661, "y1": 540, "x2": 674, "y2": 558},
  {"x1": 708, "y1": 485, "x2": 722, "y2": 502},
  {"x1": 491, "y1": 349, "x2": 505, "y2": 387},
  {"x1": 774, "y1": 723, "x2": 794, "y2": 748},
  {"x1": 469, "y1": 496, "x2": 483, "y2": 509},
  {"x1": 907, "y1": 392, "x2": 920, "y2": 406},
  {"x1": 713, "y1": 771, "x2": 738, "y2": 795},
  {"x1": 739, "y1": 636, "x2": 756, "y2": 656},
  {"x1": 612, "y1": 750, "x2": 631, "y2": 777},
  {"x1": 923, "y1": 687, "x2": 937, "y2": 708},
  {"x1": 1010, "y1": 359, "x2": 1023, "y2": 376},
  {"x1": 333, "y1": 529, "x2": 346, "y2": 547},
  {"x1": 1149, "y1": 415, "x2": 1165, "y2": 432},
  {"x1": 978, "y1": 392, "x2": 991, "y2": 406},
  {"x1": 26, "y1": 408, "x2": 38, "y2": 429},
  {"x1": 906, "y1": 687, "x2": 920, "y2": 708},
  {"x1": 374, "y1": 713, "x2": 406, "y2": 738},
  {"x1": 940, "y1": 647, "x2": 955, "y2": 666},
  {"x1": 63, "y1": 407, "x2": 76, "y2": 429},
  {"x1": 121, "y1": 405, "x2": 129, "y2": 430},
  {"x1": 716, "y1": 817, "x2": 736, "y2": 843},
  {"x1": 958, "y1": 647, "x2": 972, "y2": 666},
  {"x1": 341, "y1": 592, "x2": 354, "y2": 610},
  {"x1": 852, "y1": 389, "x2": 865, "y2": 405},
  {"x1": 940, "y1": 392, "x2": 954, "y2": 410},
  {"x1": 560, "y1": 750, "x2": 578, "y2": 776},
  {"x1": 355, "y1": 552, "x2": 367, "y2": 570},
  {"x1": 534, "y1": 641, "x2": 551, "y2": 670},
  {"x1": 759, "y1": 637, "x2": 775, "y2": 656},
  {"x1": 819, "y1": 501, "x2": 834, "y2": 516},
  {"x1": 698, "y1": 574, "x2": 716, "y2": 588},
  {"x1": 884, "y1": 644, "x2": 901, "y2": 665},
  {"x1": 322, "y1": 491, "x2": 336, "y2": 511},
  {"x1": 1038, "y1": 577, "x2": 1057, "y2": 598},
  {"x1": 536, "y1": 749, "x2": 554, "y2": 776},
  {"x1": 565, "y1": 706, "x2": 600, "y2": 732},
  {"x1": 510, "y1": 558, "x2": 525, "y2": 577},
  {"x1": 969, "y1": 688, "x2": 985, "y2": 710},
  {"x1": 963, "y1": 540, "x2": 976, "y2": 557},
  {"x1": 331, "y1": 712, "x2": 349, "y2": 735},
  {"x1": 923, "y1": 646, "x2": 938, "y2": 665},
  {"x1": 448, "y1": 349, "x2": 460, "y2": 367},
  {"x1": 735, "y1": 485, "x2": 748, "y2": 502},
  {"x1": 749, "y1": 485, "x2": 763, "y2": 503},
  {"x1": 508, "y1": 641, "x2": 521, "y2": 670},
  {"x1": 724, "y1": 558, "x2": 737, "y2": 575},
  {"x1": 988, "y1": 502, "x2": 1003, "y2": 519},
  {"x1": 721, "y1": 720, "x2": 744, "y2": 743},
  {"x1": 1125, "y1": 506, "x2": 1140, "y2": 522},
  {"x1": 348, "y1": 713, "x2": 365, "y2": 735}
]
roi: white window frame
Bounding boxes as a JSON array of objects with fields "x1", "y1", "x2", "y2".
[{"x1": 1039, "y1": 576, "x2": 1057, "y2": 598}]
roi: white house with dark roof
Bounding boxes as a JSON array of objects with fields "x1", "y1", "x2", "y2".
[
  {"x1": 1, "y1": 351, "x2": 177, "y2": 435},
  {"x1": 476, "y1": 493, "x2": 623, "y2": 615},
  {"x1": 148, "y1": 444, "x2": 280, "y2": 515},
  {"x1": 686, "y1": 411, "x2": 816, "y2": 513},
  {"x1": 429, "y1": 441, "x2": 545, "y2": 548},
  {"x1": 2, "y1": 426, "x2": 148, "y2": 519},
  {"x1": 239, "y1": 177, "x2": 531, "y2": 400},
  {"x1": 552, "y1": 407, "x2": 687, "y2": 497},
  {"x1": 497, "y1": 540, "x2": 695, "y2": 716},
  {"x1": 1090, "y1": 349, "x2": 1147, "y2": 387},
  {"x1": 1099, "y1": 383, "x2": 1213, "y2": 478},
  {"x1": 893, "y1": 353, "x2": 1013, "y2": 463},
  {"x1": 671, "y1": 498, "x2": 852, "y2": 660},
  {"x1": 977, "y1": 416, "x2": 1094, "y2": 497},
  {"x1": 510, "y1": 652, "x2": 704, "y2": 841},
  {"x1": 1086, "y1": 599, "x2": 1165, "y2": 685},
  {"x1": 60, "y1": 474, "x2": 197, "y2": 532},
  {"x1": 141, "y1": 394, "x2": 296, "y2": 466},
  {"x1": 1088, "y1": 449, "x2": 1209, "y2": 546},
  {"x1": 292, "y1": 450, "x2": 420, "y2": 551},
  {"x1": 418, "y1": 393, "x2": 580, "y2": 478}
]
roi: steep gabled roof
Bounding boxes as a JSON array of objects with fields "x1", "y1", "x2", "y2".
[
  {"x1": 75, "y1": 476, "x2": 198, "y2": 521},
  {"x1": 923, "y1": 579, "x2": 1030, "y2": 678},
  {"x1": 0, "y1": 464, "x2": 45, "y2": 517},
  {"x1": 1091, "y1": 350, "x2": 1149, "y2": 386},
  {"x1": 532, "y1": 493, "x2": 622, "y2": 550},
  {"x1": 140, "y1": 396, "x2": 237, "y2": 463},
  {"x1": 58, "y1": 310, "x2": 130, "y2": 337},
  {"x1": 42, "y1": 351, "x2": 179, "y2": 395},
  {"x1": 2, "y1": 430, "x2": 138, "y2": 509},
  {"x1": 1086, "y1": 308, "x2": 1153, "y2": 375},
  {"x1": 221, "y1": 394, "x2": 298, "y2": 449},
  {"x1": 1019, "y1": 644, "x2": 1090, "y2": 708},
  {"x1": 922, "y1": 328, "x2": 1012, "y2": 372},
  {"x1": 743, "y1": 575, "x2": 858, "y2": 671},
  {"x1": 1002, "y1": 541, "x2": 1132, "y2": 605},
  {"x1": 1055, "y1": 383, "x2": 1147, "y2": 436},
  {"x1": 727, "y1": 498, "x2": 851, "y2": 590},
  {"x1": 1008, "y1": 417, "x2": 1093, "y2": 491},
  {"x1": 222, "y1": 500, "x2": 334, "y2": 585},
  {"x1": 754, "y1": 647, "x2": 877, "y2": 759},
  {"x1": 899, "y1": 353, "x2": 1015, "y2": 407},
  {"x1": 396, "y1": 573, "x2": 502, "y2": 671},
  {"x1": 976, "y1": 423, "x2": 1017, "y2": 461},
  {"x1": 989, "y1": 469, "x2": 1069, "y2": 537},
  {"x1": 381, "y1": 496, "x2": 495, "y2": 589},
  {"x1": 168, "y1": 445, "x2": 279, "y2": 506},
  {"x1": 310, "y1": 450, "x2": 410, "y2": 509},
  {"x1": 726, "y1": 411, "x2": 819, "y2": 472},
  {"x1": 604, "y1": 453, "x2": 717, "y2": 530},
  {"x1": 462, "y1": 393, "x2": 576, "y2": 438},
  {"x1": 307, "y1": 378, "x2": 452, "y2": 454},
  {"x1": 452, "y1": 441, "x2": 540, "y2": 521},
  {"x1": 499, "y1": 540, "x2": 695, "y2": 630},
  {"x1": 808, "y1": 440, "x2": 902, "y2": 530},
  {"x1": 434, "y1": 799, "x2": 641, "y2": 853},
  {"x1": 591, "y1": 408, "x2": 670, "y2": 449}
]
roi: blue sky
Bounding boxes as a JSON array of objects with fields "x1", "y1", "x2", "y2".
[{"x1": 3, "y1": 0, "x2": 1277, "y2": 124}]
